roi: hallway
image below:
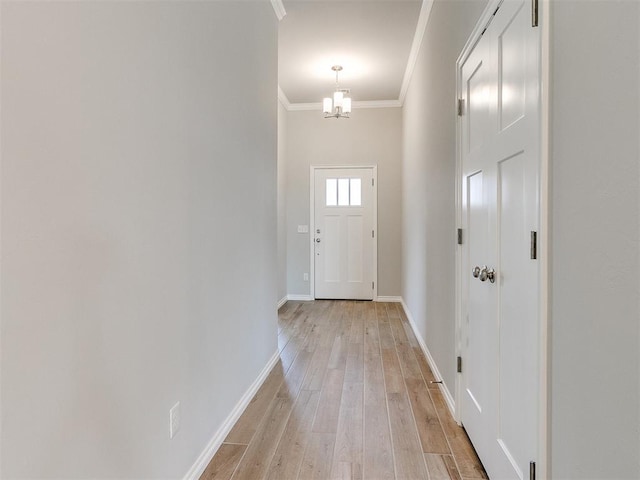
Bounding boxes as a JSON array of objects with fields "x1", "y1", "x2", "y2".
[{"x1": 201, "y1": 301, "x2": 487, "y2": 480}]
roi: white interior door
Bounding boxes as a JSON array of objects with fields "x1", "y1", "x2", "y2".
[
  {"x1": 313, "y1": 167, "x2": 375, "y2": 300},
  {"x1": 459, "y1": 0, "x2": 540, "y2": 478}
]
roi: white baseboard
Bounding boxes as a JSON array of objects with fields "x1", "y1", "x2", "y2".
[
  {"x1": 286, "y1": 295, "x2": 402, "y2": 303},
  {"x1": 277, "y1": 296, "x2": 288, "y2": 309},
  {"x1": 287, "y1": 294, "x2": 314, "y2": 301},
  {"x1": 400, "y1": 298, "x2": 457, "y2": 418},
  {"x1": 375, "y1": 296, "x2": 402, "y2": 303},
  {"x1": 183, "y1": 350, "x2": 280, "y2": 480}
]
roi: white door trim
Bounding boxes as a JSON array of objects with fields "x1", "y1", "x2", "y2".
[
  {"x1": 538, "y1": 1, "x2": 551, "y2": 476},
  {"x1": 454, "y1": 0, "x2": 549, "y2": 476},
  {"x1": 309, "y1": 165, "x2": 378, "y2": 300}
]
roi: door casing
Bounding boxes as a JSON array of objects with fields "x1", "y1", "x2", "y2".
[
  {"x1": 309, "y1": 165, "x2": 378, "y2": 300},
  {"x1": 454, "y1": 0, "x2": 550, "y2": 476}
]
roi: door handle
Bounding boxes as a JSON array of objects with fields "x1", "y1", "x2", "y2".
[
  {"x1": 315, "y1": 238, "x2": 321, "y2": 243},
  {"x1": 472, "y1": 266, "x2": 481, "y2": 278}
]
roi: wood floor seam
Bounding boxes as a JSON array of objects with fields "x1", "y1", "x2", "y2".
[
  {"x1": 388, "y1": 307, "x2": 433, "y2": 474},
  {"x1": 425, "y1": 384, "x2": 461, "y2": 474},
  {"x1": 293, "y1": 302, "x2": 337, "y2": 480},
  {"x1": 375, "y1": 303, "x2": 399, "y2": 480},
  {"x1": 381, "y1": 303, "x2": 430, "y2": 479}
]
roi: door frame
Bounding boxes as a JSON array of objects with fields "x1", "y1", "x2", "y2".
[
  {"x1": 453, "y1": 0, "x2": 550, "y2": 476},
  {"x1": 309, "y1": 165, "x2": 378, "y2": 300}
]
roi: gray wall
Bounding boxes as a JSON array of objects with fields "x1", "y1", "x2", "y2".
[
  {"x1": 1, "y1": 2, "x2": 278, "y2": 477},
  {"x1": 286, "y1": 108, "x2": 402, "y2": 297},
  {"x1": 278, "y1": 100, "x2": 288, "y2": 303},
  {"x1": 401, "y1": 0, "x2": 486, "y2": 392},
  {"x1": 549, "y1": 1, "x2": 640, "y2": 477}
]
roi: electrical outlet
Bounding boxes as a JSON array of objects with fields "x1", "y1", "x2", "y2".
[
  {"x1": 169, "y1": 402, "x2": 181, "y2": 439},
  {"x1": 303, "y1": 273, "x2": 309, "y2": 281}
]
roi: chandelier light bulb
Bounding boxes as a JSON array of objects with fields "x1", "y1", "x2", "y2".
[
  {"x1": 323, "y1": 98, "x2": 333, "y2": 114},
  {"x1": 333, "y1": 91, "x2": 344, "y2": 108},
  {"x1": 342, "y1": 97, "x2": 352, "y2": 114}
]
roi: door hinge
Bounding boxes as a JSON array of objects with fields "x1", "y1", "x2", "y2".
[
  {"x1": 457, "y1": 356, "x2": 462, "y2": 373},
  {"x1": 457, "y1": 98, "x2": 465, "y2": 116},
  {"x1": 372, "y1": 178, "x2": 374, "y2": 187},
  {"x1": 530, "y1": 231, "x2": 538, "y2": 260},
  {"x1": 372, "y1": 230, "x2": 375, "y2": 238},
  {"x1": 457, "y1": 228, "x2": 463, "y2": 245},
  {"x1": 530, "y1": 461, "x2": 536, "y2": 480},
  {"x1": 372, "y1": 281, "x2": 375, "y2": 290},
  {"x1": 532, "y1": 0, "x2": 539, "y2": 27}
]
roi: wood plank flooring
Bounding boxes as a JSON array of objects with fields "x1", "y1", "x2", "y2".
[{"x1": 201, "y1": 300, "x2": 487, "y2": 480}]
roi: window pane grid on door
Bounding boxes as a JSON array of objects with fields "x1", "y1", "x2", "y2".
[
  {"x1": 350, "y1": 179, "x2": 361, "y2": 206},
  {"x1": 326, "y1": 178, "x2": 362, "y2": 207},
  {"x1": 338, "y1": 178, "x2": 349, "y2": 206},
  {"x1": 326, "y1": 178, "x2": 338, "y2": 206}
]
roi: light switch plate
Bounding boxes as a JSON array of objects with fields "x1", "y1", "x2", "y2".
[{"x1": 297, "y1": 225, "x2": 309, "y2": 233}]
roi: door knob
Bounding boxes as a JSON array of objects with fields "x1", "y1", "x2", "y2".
[
  {"x1": 478, "y1": 266, "x2": 488, "y2": 282},
  {"x1": 478, "y1": 266, "x2": 496, "y2": 283},
  {"x1": 472, "y1": 266, "x2": 481, "y2": 278},
  {"x1": 486, "y1": 268, "x2": 496, "y2": 283},
  {"x1": 315, "y1": 238, "x2": 321, "y2": 243}
]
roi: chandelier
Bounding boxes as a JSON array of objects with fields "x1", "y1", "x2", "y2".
[{"x1": 323, "y1": 65, "x2": 351, "y2": 119}]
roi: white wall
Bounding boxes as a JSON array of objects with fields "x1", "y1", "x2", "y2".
[
  {"x1": 278, "y1": 100, "x2": 288, "y2": 304},
  {"x1": 1, "y1": 2, "x2": 278, "y2": 478},
  {"x1": 549, "y1": 1, "x2": 640, "y2": 477},
  {"x1": 401, "y1": 0, "x2": 486, "y2": 393},
  {"x1": 286, "y1": 107, "x2": 402, "y2": 298}
]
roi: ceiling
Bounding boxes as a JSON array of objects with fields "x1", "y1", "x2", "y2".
[{"x1": 278, "y1": 0, "x2": 423, "y2": 106}]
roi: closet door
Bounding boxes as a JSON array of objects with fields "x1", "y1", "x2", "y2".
[{"x1": 459, "y1": 0, "x2": 541, "y2": 477}]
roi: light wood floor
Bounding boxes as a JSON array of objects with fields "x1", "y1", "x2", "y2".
[{"x1": 201, "y1": 300, "x2": 487, "y2": 480}]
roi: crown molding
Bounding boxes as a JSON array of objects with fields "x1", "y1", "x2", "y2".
[
  {"x1": 287, "y1": 102, "x2": 321, "y2": 111},
  {"x1": 283, "y1": 99, "x2": 402, "y2": 112},
  {"x1": 271, "y1": 0, "x2": 286, "y2": 21},
  {"x1": 354, "y1": 100, "x2": 402, "y2": 109},
  {"x1": 399, "y1": 0, "x2": 435, "y2": 104}
]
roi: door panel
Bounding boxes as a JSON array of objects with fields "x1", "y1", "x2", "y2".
[
  {"x1": 468, "y1": 60, "x2": 490, "y2": 154},
  {"x1": 498, "y1": 0, "x2": 527, "y2": 130},
  {"x1": 323, "y1": 215, "x2": 340, "y2": 282},
  {"x1": 465, "y1": 171, "x2": 490, "y2": 436},
  {"x1": 497, "y1": 152, "x2": 529, "y2": 477},
  {"x1": 346, "y1": 215, "x2": 364, "y2": 283},
  {"x1": 314, "y1": 168, "x2": 374, "y2": 300}
]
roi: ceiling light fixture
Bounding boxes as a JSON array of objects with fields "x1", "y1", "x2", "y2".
[{"x1": 323, "y1": 65, "x2": 351, "y2": 119}]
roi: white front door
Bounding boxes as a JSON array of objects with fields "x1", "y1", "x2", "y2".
[
  {"x1": 459, "y1": 0, "x2": 540, "y2": 478},
  {"x1": 313, "y1": 167, "x2": 375, "y2": 300}
]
